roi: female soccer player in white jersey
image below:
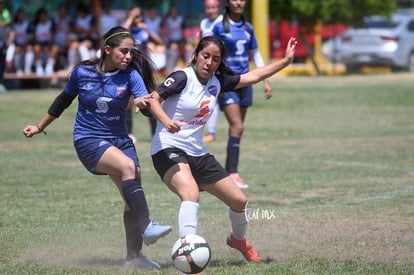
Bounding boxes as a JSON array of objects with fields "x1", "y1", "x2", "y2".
[
  {"x1": 146, "y1": 35, "x2": 297, "y2": 262},
  {"x1": 212, "y1": 0, "x2": 272, "y2": 188},
  {"x1": 22, "y1": 26, "x2": 181, "y2": 270}
]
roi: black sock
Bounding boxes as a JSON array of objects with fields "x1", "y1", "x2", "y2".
[
  {"x1": 121, "y1": 179, "x2": 150, "y2": 234},
  {"x1": 225, "y1": 136, "x2": 240, "y2": 173},
  {"x1": 124, "y1": 210, "x2": 142, "y2": 260}
]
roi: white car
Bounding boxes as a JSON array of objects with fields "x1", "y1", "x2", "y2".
[{"x1": 322, "y1": 10, "x2": 414, "y2": 71}]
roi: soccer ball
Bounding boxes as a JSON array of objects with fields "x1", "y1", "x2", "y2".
[{"x1": 171, "y1": 234, "x2": 212, "y2": 274}]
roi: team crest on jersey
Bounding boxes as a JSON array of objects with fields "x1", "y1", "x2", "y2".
[
  {"x1": 164, "y1": 77, "x2": 175, "y2": 87},
  {"x1": 207, "y1": 86, "x2": 218, "y2": 96},
  {"x1": 116, "y1": 85, "x2": 127, "y2": 97}
]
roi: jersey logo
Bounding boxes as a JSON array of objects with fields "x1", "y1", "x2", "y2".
[
  {"x1": 116, "y1": 85, "x2": 127, "y2": 98},
  {"x1": 236, "y1": 40, "x2": 247, "y2": 55},
  {"x1": 208, "y1": 85, "x2": 218, "y2": 96},
  {"x1": 195, "y1": 100, "x2": 211, "y2": 118},
  {"x1": 164, "y1": 77, "x2": 175, "y2": 87},
  {"x1": 95, "y1": 97, "x2": 112, "y2": 113}
]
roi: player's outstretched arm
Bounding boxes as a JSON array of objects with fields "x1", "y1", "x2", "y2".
[{"x1": 236, "y1": 37, "x2": 297, "y2": 89}]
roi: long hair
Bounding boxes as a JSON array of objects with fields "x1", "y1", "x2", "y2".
[
  {"x1": 222, "y1": 1, "x2": 251, "y2": 33},
  {"x1": 78, "y1": 26, "x2": 157, "y2": 92},
  {"x1": 190, "y1": 36, "x2": 235, "y2": 76}
]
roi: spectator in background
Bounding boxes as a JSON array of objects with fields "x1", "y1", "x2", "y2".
[
  {"x1": 52, "y1": 3, "x2": 73, "y2": 71},
  {"x1": 200, "y1": 0, "x2": 223, "y2": 143},
  {"x1": 0, "y1": 0, "x2": 12, "y2": 91},
  {"x1": 162, "y1": 5, "x2": 185, "y2": 73},
  {"x1": 144, "y1": 5, "x2": 162, "y2": 37},
  {"x1": 213, "y1": 0, "x2": 273, "y2": 189},
  {"x1": 124, "y1": 6, "x2": 164, "y2": 141},
  {"x1": 144, "y1": 5, "x2": 167, "y2": 74},
  {"x1": 98, "y1": 1, "x2": 119, "y2": 39},
  {"x1": 6, "y1": 7, "x2": 26, "y2": 74},
  {"x1": 27, "y1": 7, "x2": 59, "y2": 75},
  {"x1": 67, "y1": 4, "x2": 98, "y2": 70}
]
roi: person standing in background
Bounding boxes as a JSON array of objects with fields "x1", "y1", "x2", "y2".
[
  {"x1": 124, "y1": 6, "x2": 165, "y2": 141},
  {"x1": 212, "y1": 0, "x2": 273, "y2": 188},
  {"x1": 200, "y1": 0, "x2": 223, "y2": 143}
]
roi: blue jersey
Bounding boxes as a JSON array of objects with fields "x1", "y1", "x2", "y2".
[
  {"x1": 212, "y1": 20, "x2": 258, "y2": 74},
  {"x1": 64, "y1": 64, "x2": 148, "y2": 141},
  {"x1": 130, "y1": 26, "x2": 151, "y2": 52}
]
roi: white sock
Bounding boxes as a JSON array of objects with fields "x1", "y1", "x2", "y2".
[
  {"x1": 46, "y1": 58, "x2": 55, "y2": 68},
  {"x1": 24, "y1": 51, "x2": 34, "y2": 72},
  {"x1": 14, "y1": 52, "x2": 22, "y2": 69},
  {"x1": 35, "y1": 59, "x2": 42, "y2": 68},
  {"x1": 178, "y1": 201, "x2": 199, "y2": 238},
  {"x1": 229, "y1": 206, "x2": 249, "y2": 240},
  {"x1": 5, "y1": 43, "x2": 15, "y2": 62}
]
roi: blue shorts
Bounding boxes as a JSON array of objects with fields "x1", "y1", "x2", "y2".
[
  {"x1": 74, "y1": 137, "x2": 139, "y2": 175},
  {"x1": 218, "y1": 86, "x2": 253, "y2": 109}
]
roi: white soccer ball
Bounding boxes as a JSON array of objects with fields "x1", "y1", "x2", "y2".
[{"x1": 171, "y1": 234, "x2": 212, "y2": 274}]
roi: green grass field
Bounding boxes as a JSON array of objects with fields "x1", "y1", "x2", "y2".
[{"x1": 1, "y1": 73, "x2": 413, "y2": 274}]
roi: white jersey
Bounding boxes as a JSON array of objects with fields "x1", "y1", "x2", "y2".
[
  {"x1": 164, "y1": 15, "x2": 184, "y2": 42},
  {"x1": 151, "y1": 67, "x2": 240, "y2": 156},
  {"x1": 13, "y1": 20, "x2": 29, "y2": 45},
  {"x1": 34, "y1": 20, "x2": 53, "y2": 43},
  {"x1": 199, "y1": 14, "x2": 222, "y2": 37},
  {"x1": 53, "y1": 15, "x2": 71, "y2": 47},
  {"x1": 145, "y1": 15, "x2": 162, "y2": 36}
]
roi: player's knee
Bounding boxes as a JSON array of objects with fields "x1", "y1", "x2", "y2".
[{"x1": 121, "y1": 159, "x2": 137, "y2": 178}]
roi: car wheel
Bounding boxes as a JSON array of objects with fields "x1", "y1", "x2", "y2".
[{"x1": 408, "y1": 52, "x2": 414, "y2": 72}]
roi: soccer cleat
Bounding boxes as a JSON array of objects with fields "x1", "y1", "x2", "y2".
[
  {"x1": 226, "y1": 233, "x2": 262, "y2": 262},
  {"x1": 202, "y1": 133, "x2": 216, "y2": 143},
  {"x1": 143, "y1": 220, "x2": 172, "y2": 246},
  {"x1": 230, "y1": 173, "x2": 249, "y2": 189},
  {"x1": 124, "y1": 253, "x2": 160, "y2": 269}
]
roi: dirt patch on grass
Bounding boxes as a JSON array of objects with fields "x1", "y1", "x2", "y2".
[{"x1": 251, "y1": 218, "x2": 414, "y2": 264}]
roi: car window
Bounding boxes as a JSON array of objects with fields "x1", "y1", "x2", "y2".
[
  {"x1": 407, "y1": 20, "x2": 414, "y2": 31},
  {"x1": 364, "y1": 19, "x2": 399, "y2": 28}
]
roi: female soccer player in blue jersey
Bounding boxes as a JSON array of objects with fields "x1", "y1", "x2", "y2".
[
  {"x1": 212, "y1": 0, "x2": 272, "y2": 188},
  {"x1": 22, "y1": 26, "x2": 181, "y2": 270},
  {"x1": 145, "y1": 35, "x2": 296, "y2": 262}
]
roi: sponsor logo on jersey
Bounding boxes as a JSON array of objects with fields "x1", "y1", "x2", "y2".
[{"x1": 207, "y1": 85, "x2": 218, "y2": 96}]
